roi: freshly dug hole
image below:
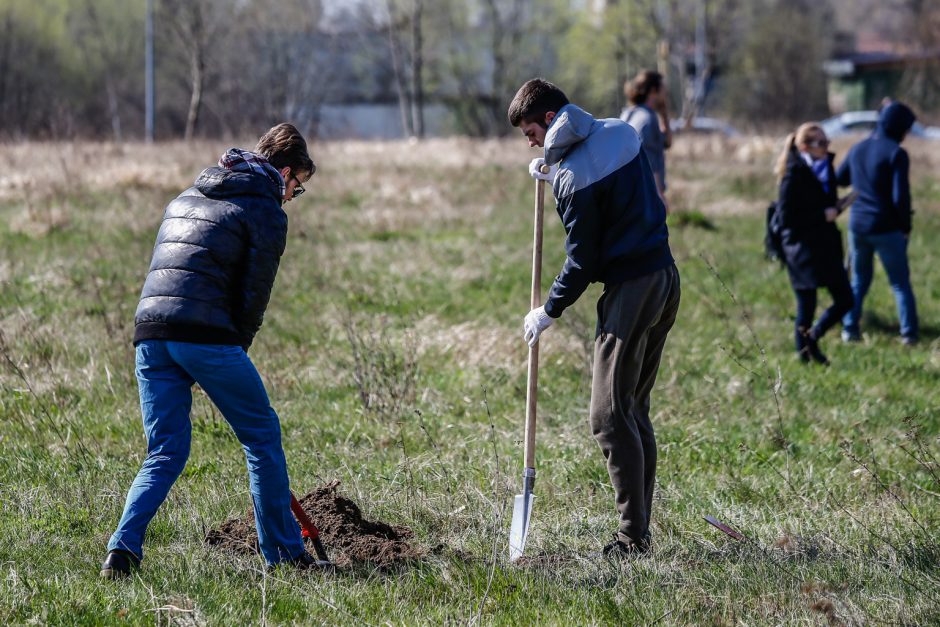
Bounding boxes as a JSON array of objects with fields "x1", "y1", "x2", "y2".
[{"x1": 206, "y1": 481, "x2": 422, "y2": 567}]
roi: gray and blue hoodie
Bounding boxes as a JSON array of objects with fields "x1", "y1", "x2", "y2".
[{"x1": 542, "y1": 104, "x2": 673, "y2": 318}]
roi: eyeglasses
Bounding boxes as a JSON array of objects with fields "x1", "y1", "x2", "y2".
[
  {"x1": 291, "y1": 175, "x2": 306, "y2": 198},
  {"x1": 806, "y1": 138, "x2": 830, "y2": 148}
]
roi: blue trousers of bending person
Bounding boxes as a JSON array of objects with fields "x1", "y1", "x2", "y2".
[
  {"x1": 842, "y1": 230, "x2": 919, "y2": 342},
  {"x1": 107, "y1": 340, "x2": 305, "y2": 566}
]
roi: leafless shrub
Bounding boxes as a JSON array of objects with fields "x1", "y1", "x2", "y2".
[
  {"x1": 840, "y1": 438, "x2": 934, "y2": 539},
  {"x1": 0, "y1": 327, "x2": 95, "y2": 463},
  {"x1": 343, "y1": 312, "x2": 418, "y2": 422},
  {"x1": 900, "y1": 416, "x2": 940, "y2": 499},
  {"x1": 701, "y1": 254, "x2": 789, "y2": 456}
]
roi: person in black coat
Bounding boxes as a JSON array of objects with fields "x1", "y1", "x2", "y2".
[{"x1": 774, "y1": 123, "x2": 853, "y2": 364}]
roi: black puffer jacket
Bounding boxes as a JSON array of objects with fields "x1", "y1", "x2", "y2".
[
  {"x1": 777, "y1": 148, "x2": 844, "y2": 290},
  {"x1": 134, "y1": 166, "x2": 287, "y2": 349}
]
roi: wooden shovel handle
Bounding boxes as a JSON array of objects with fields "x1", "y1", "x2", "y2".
[{"x1": 524, "y1": 174, "x2": 547, "y2": 469}]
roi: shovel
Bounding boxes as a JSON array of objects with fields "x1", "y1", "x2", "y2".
[
  {"x1": 509, "y1": 165, "x2": 549, "y2": 562},
  {"x1": 290, "y1": 491, "x2": 332, "y2": 564}
]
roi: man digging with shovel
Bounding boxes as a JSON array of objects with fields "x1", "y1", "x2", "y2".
[
  {"x1": 508, "y1": 79, "x2": 680, "y2": 558},
  {"x1": 101, "y1": 124, "x2": 330, "y2": 578}
]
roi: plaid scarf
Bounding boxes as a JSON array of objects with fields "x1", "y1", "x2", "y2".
[{"x1": 218, "y1": 148, "x2": 285, "y2": 198}]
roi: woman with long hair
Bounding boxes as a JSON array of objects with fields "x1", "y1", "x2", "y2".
[{"x1": 774, "y1": 123, "x2": 852, "y2": 365}]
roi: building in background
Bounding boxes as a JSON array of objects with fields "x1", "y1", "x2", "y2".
[{"x1": 825, "y1": 31, "x2": 940, "y2": 113}]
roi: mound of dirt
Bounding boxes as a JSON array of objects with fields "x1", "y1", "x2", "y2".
[{"x1": 205, "y1": 481, "x2": 422, "y2": 568}]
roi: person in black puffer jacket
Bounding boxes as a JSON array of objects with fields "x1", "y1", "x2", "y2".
[
  {"x1": 101, "y1": 124, "x2": 328, "y2": 579},
  {"x1": 133, "y1": 149, "x2": 289, "y2": 349},
  {"x1": 774, "y1": 122, "x2": 853, "y2": 365}
]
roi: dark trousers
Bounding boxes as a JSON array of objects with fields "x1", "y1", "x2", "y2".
[
  {"x1": 794, "y1": 271, "x2": 853, "y2": 350},
  {"x1": 589, "y1": 264, "x2": 680, "y2": 543}
]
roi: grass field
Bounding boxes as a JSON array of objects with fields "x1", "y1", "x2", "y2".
[{"x1": 0, "y1": 135, "x2": 938, "y2": 625}]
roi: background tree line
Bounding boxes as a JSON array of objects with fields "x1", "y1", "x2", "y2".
[{"x1": 0, "y1": 0, "x2": 936, "y2": 140}]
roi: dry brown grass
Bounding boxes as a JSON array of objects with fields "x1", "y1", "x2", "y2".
[{"x1": 3, "y1": 134, "x2": 936, "y2": 196}]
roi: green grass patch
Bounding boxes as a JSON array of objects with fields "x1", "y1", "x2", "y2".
[{"x1": 0, "y1": 141, "x2": 938, "y2": 624}]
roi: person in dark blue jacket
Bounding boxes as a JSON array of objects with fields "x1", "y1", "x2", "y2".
[
  {"x1": 836, "y1": 101, "x2": 919, "y2": 344},
  {"x1": 101, "y1": 124, "x2": 325, "y2": 579},
  {"x1": 509, "y1": 79, "x2": 680, "y2": 558},
  {"x1": 774, "y1": 122, "x2": 853, "y2": 365}
]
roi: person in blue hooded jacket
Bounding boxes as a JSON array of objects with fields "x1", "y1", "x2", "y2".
[
  {"x1": 508, "y1": 78, "x2": 681, "y2": 558},
  {"x1": 101, "y1": 124, "x2": 326, "y2": 579},
  {"x1": 836, "y1": 101, "x2": 919, "y2": 344}
]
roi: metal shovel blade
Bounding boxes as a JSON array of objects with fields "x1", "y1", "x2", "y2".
[{"x1": 509, "y1": 468, "x2": 536, "y2": 562}]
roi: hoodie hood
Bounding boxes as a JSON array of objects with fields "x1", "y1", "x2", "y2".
[
  {"x1": 542, "y1": 103, "x2": 643, "y2": 198},
  {"x1": 195, "y1": 148, "x2": 285, "y2": 201},
  {"x1": 877, "y1": 102, "x2": 916, "y2": 142},
  {"x1": 194, "y1": 166, "x2": 282, "y2": 202},
  {"x1": 544, "y1": 104, "x2": 597, "y2": 165}
]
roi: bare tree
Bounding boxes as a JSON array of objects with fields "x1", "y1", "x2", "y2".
[
  {"x1": 384, "y1": 0, "x2": 426, "y2": 138},
  {"x1": 385, "y1": 3, "x2": 414, "y2": 136},
  {"x1": 886, "y1": 0, "x2": 940, "y2": 113},
  {"x1": 0, "y1": 6, "x2": 73, "y2": 138},
  {"x1": 161, "y1": 0, "x2": 220, "y2": 140},
  {"x1": 483, "y1": 0, "x2": 530, "y2": 130},
  {"x1": 434, "y1": 0, "x2": 547, "y2": 136},
  {"x1": 723, "y1": 0, "x2": 833, "y2": 124},
  {"x1": 70, "y1": 0, "x2": 142, "y2": 142},
  {"x1": 410, "y1": 0, "x2": 425, "y2": 137}
]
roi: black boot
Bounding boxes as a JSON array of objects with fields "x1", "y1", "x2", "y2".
[
  {"x1": 100, "y1": 549, "x2": 140, "y2": 580},
  {"x1": 602, "y1": 532, "x2": 651, "y2": 562},
  {"x1": 795, "y1": 327, "x2": 811, "y2": 363},
  {"x1": 803, "y1": 327, "x2": 829, "y2": 366},
  {"x1": 268, "y1": 551, "x2": 335, "y2": 572}
]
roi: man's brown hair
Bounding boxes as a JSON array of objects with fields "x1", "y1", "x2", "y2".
[
  {"x1": 508, "y1": 78, "x2": 569, "y2": 127},
  {"x1": 255, "y1": 123, "x2": 316, "y2": 177},
  {"x1": 625, "y1": 71, "x2": 664, "y2": 106}
]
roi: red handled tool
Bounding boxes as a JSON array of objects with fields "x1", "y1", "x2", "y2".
[{"x1": 290, "y1": 491, "x2": 331, "y2": 562}]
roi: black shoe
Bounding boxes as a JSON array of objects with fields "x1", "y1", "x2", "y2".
[
  {"x1": 602, "y1": 532, "x2": 651, "y2": 561},
  {"x1": 802, "y1": 329, "x2": 829, "y2": 366},
  {"x1": 270, "y1": 551, "x2": 335, "y2": 572},
  {"x1": 100, "y1": 549, "x2": 140, "y2": 580},
  {"x1": 795, "y1": 328, "x2": 811, "y2": 363},
  {"x1": 901, "y1": 336, "x2": 918, "y2": 347}
]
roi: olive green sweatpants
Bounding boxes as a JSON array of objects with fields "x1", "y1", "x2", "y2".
[{"x1": 590, "y1": 263, "x2": 680, "y2": 543}]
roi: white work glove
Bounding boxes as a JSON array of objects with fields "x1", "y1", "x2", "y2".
[
  {"x1": 523, "y1": 306, "x2": 554, "y2": 347},
  {"x1": 529, "y1": 158, "x2": 558, "y2": 183}
]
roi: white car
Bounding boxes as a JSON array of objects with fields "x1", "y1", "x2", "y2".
[{"x1": 820, "y1": 110, "x2": 940, "y2": 140}]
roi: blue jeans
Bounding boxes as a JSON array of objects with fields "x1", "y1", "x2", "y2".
[
  {"x1": 108, "y1": 340, "x2": 304, "y2": 565},
  {"x1": 842, "y1": 230, "x2": 919, "y2": 340}
]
